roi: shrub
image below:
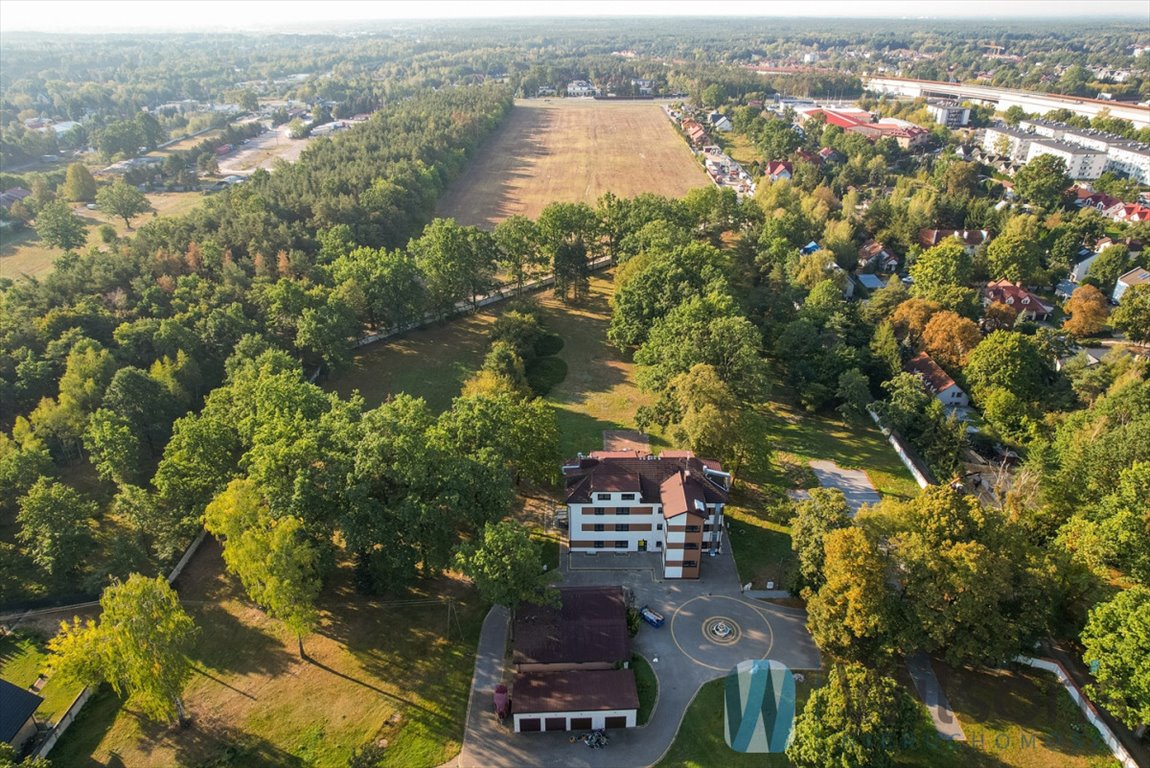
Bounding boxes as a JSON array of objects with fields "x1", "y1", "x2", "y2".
[
  {"x1": 526, "y1": 356, "x2": 567, "y2": 396},
  {"x1": 533, "y1": 332, "x2": 564, "y2": 357}
]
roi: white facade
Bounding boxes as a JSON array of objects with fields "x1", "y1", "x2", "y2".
[
  {"x1": 937, "y1": 383, "x2": 970, "y2": 409},
  {"x1": 567, "y1": 80, "x2": 597, "y2": 97},
  {"x1": 983, "y1": 125, "x2": 1033, "y2": 161},
  {"x1": 1070, "y1": 253, "x2": 1100, "y2": 283},
  {"x1": 929, "y1": 102, "x2": 970, "y2": 127},
  {"x1": 513, "y1": 707, "x2": 636, "y2": 733},
  {"x1": 1113, "y1": 267, "x2": 1150, "y2": 303},
  {"x1": 1019, "y1": 119, "x2": 1150, "y2": 184},
  {"x1": 1025, "y1": 140, "x2": 1107, "y2": 180}
]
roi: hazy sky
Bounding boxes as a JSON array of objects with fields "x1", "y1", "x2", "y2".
[{"x1": 1, "y1": 0, "x2": 1147, "y2": 32}]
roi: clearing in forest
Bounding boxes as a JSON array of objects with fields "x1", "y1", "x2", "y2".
[{"x1": 435, "y1": 99, "x2": 710, "y2": 228}]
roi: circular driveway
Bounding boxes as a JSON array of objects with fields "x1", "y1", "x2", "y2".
[{"x1": 669, "y1": 595, "x2": 775, "y2": 671}]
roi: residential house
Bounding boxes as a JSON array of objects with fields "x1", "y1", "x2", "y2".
[
  {"x1": 766, "y1": 160, "x2": 793, "y2": 181},
  {"x1": 708, "y1": 111, "x2": 733, "y2": 132},
  {"x1": 906, "y1": 352, "x2": 970, "y2": 410},
  {"x1": 984, "y1": 280, "x2": 1054, "y2": 320},
  {"x1": 856, "y1": 273, "x2": 886, "y2": 291},
  {"x1": 0, "y1": 187, "x2": 31, "y2": 209},
  {"x1": 1068, "y1": 247, "x2": 1100, "y2": 284},
  {"x1": 857, "y1": 240, "x2": 898, "y2": 272},
  {"x1": 918, "y1": 228, "x2": 992, "y2": 255},
  {"x1": 794, "y1": 148, "x2": 821, "y2": 165},
  {"x1": 1103, "y1": 202, "x2": 1150, "y2": 224},
  {"x1": 1113, "y1": 267, "x2": 1150, "y2": 303},
  {"x1": 567, "y1": 80, "x2": 597, "y2": 97},
  {"x1": 681, "y1": 119, "x2": 708, "y2": 145},
  {"x1": 511, "y1": 586, "x2": 637, "y2": 733},
  {"x1": 0, "y1": 678, "x2": 43, "y2": 753},
  {"x1": 1073, "y1": 188, "x2": 1121, "y2": 212},
  {"x1": 563, "y1": 451, "x2": 730, "y2": 580},
  {"x1": 631, "y1": 79, "x2": 655, "y2": 95},
  {"x1": 817, "y1": 146, "x2": 843, "y2": 164}
]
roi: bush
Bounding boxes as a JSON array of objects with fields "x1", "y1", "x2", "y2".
[
  {"x1": 533, "y1": 332, "x2": 564, "y2": 357},
  {"x1": 526, "y1": 356, "x2": 567, "y2": 396}
]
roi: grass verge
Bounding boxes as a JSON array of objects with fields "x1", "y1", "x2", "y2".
[
  {"x1": 654, "y1": 670, "x2": 825, "y2": 767},
  {"x1": 633, "y1": 654, "x2": 658, "y2": 727}
]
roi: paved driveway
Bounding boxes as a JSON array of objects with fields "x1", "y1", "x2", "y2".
[
  {"x1": 809, "y1": 460, "x2": 881, "y2": 513},
  {"x1": 454, "y1": 530, "x2": 820, "y2": 768}
]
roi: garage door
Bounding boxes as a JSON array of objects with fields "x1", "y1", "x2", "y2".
[
  {"x1": 570, "y1": 717, "x2": 593, "y2": 730},
  {"x1": 605, "y1": 715, "x2": 628, "y2": 729},
  {"x1": 519, "y1": 718, "x2": 540, "y2": 732},
  {"x1": 545, "y1": 717, "x2": 567, "y2": 732}
]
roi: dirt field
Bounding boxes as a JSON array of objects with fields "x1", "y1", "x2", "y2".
[
  {"x1": 435, "y1": 99, "x2": 710, "y2": 228},
  {"x1": 217, "y1": 124, "x2": 311, "y2": 176}
]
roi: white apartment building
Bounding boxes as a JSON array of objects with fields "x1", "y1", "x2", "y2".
[
  {"x1": 928, "y1": 100, "x2": 971, "y2": 128},
  {"x1": 1025, "y1": 139, "x2": 1108, "y2": 180},
  {"x1": 982, "y1": 124, "x2": 1034, "y2": 161},
  {"x1": 563, "y1": 450, "x2": 730, "y2": 579},
  {"x1": 1019, "y1": 118, "x2": 1150, "y2": 184}
]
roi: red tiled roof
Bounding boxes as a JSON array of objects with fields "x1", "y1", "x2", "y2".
[
  {"x1": 984, "y1": 280, "x2": 1053, "y2": 315},
  {"x1": 766, "y1": 160, "x2": 793, "y2": 176},
  {"x1": 906, "y1": 352, "x2": 959, "y2": 395},
  {"x1": 513, "y1": 669, "x2": 639, "y2": 714}
]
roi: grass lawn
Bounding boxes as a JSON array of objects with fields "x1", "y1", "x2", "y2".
[
  {"x1": 892, "y1": 664, "x2": 1119, "y2": 768},
  {"x1": 50, "y1": 538, "x2": 485, "y2": 768},
  {"x1": 327, "y1": 272, "x2": 661, "y2": 460},
  {"x1": 0, "y1": 632, "x2": 85, "y2": 724},
  {"x1": 655, "y1": 671, "x2": 826, "y2": 767},
  {"x1": 633, "y1": 654, "x2": 657, "y2": 726},
  {"x1": 721, "y1": 132, "x2": 761, "y2": 170},
  {"x1": 725, "y1": 511, "x2": 796, "y2": 592},
  {"x1": 0, "y1": 192, "x2": 204, "y2": 279}
]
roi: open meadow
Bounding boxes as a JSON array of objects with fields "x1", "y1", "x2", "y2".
[
  {"x1": 0, "y1": 191, "x2": 204, "y2": 278},
  {"x1": 50, "y1": 538, "x2": 485, "y2": 768},
  {"x1": 435, "y1": 99, "x2": 710, "y2": 228}
]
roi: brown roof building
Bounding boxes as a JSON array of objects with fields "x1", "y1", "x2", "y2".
[
  {"x1": 906, "y1": 352, "x2": 970, "y2": 410},
  {"x1": 512, "y1": 670, "x2": 640, "y2": 733},
  {"x1": 514, "y1": 586, "x2": 630, "y2": 671},
  {"x1": 563, "y1": 450, "x2": 730, "y2": 579}
]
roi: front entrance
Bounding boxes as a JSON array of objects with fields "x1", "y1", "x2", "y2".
[{"x1": 638, "y1": 539, "x2": 647, "y2": 552}]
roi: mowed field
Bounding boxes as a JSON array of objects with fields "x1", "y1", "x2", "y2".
[{"x1": 435, "y1": 99, "x2": 710, "y2": 228}]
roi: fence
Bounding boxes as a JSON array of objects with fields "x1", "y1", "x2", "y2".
[
  {"x1": 352, "y1": 256, "x2": 614, "y2": 350},
  {"x1": 34, "y1": 687, "x2": 93, "y2": 758},
  {"x1": 10, "y1": 528, "x2": 210, "y2": 758},
  {"x1": 1014, "y1": 656, "x2": 1140, "y2": 768},
  {"x1": 866, "y1": 407, "x2": 936, "y2": 488}
]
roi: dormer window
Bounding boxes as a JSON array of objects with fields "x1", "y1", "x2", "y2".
[{"x1": 596, "y1": 493, "x2": 611, "y2": 501}]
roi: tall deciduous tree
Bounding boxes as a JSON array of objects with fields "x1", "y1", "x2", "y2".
[
  {"x1": 96, "y1": 180, "x2": 153, "y2": 229},
  {"x1": 986, "y1": 214, "x2": 1043, "y2": 283},
  {"x1": 964, "y1": 330, "x2": 1054, "y2": 406},
  {"x1": 807, "y1": 527, "x2": 894, "y2": 662},
  {"x1": 493, "y1": 215, "x2": 545, "y2": 293},
  {"x1": 34, "y1": 200, "x2": 87, "y2": 251},
  {"x1": 62, "y1": 162, "x2": 97, "y2": 202},
  {"x1": 791, "y1": 488, "x2": 853, "y2": 592},
  {"x1": 909, "y1": 241, "x2": 973, "y2": 308},
  {"x1": 1014, "y1": 154, "x2": 1070, "y2": 211},
  {"x1": 16, "y1": 478, "x2": 96, "y2": 576},
  {"x1": 49, "y1": 574, "x2": 199, "y2": 723},
  {"x1": 454, "y1": 521, "x2": 555, "y2": 613},
  {"x1": 1080, "y1": 587, "x2": 1150, "y2": 730},
  {"x1": 204, "y1": 479, "x2": 322, "y2": 657},
  {"x1": 1111, "y1": 284, "x2": 1150, "y2": 344},
  {"x1": 1062, "y1": 285, "x2": 1110, "y2": 338},
  {"x1": 787, "y1": 662, "x2": 919, "y2": 768},
  {"x1": 921, "y1": 310, "x2": 982, "y2": 369}
]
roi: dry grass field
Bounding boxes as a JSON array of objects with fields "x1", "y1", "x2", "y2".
[
  {"x1": 435, "y1": 99, "x2": 710, "y2": 228},
  {"x1": 0, "y1": 191, "x2": 204, "y2": 278}
]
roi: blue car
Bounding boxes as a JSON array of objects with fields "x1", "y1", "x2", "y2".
[{"x1": 640, "y1": 605, "x2": 664, "y2": 628}]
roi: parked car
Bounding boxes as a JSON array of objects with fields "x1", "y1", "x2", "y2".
[{"x1": 640, "y1": 605, "x2": 664, "y2": 628}]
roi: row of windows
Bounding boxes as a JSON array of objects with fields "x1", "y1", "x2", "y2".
[
  {"x1": 591, "y1": 523, "x2": 657, "y2": 532},
  {"x1": 592, "y1": 540, "x2": 650, "y2": 549},
  {"x1": 595, "y1": 493, "x2": 637, "y2": 501}
]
